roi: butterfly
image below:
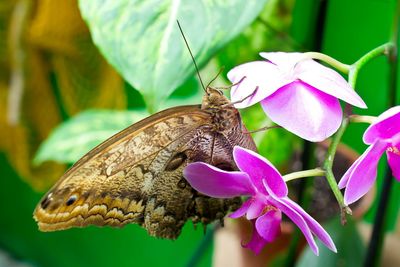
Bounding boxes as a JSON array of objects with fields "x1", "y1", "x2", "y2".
[{"x1": 33, "y1": 87, "x2": 256, "y2": 239}]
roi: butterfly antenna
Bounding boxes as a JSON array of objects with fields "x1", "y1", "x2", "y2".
[
  {"x1": 205, "y1": 66, "x2": 224, "y2": 89},
  {"x1": 176, "y1": 20, "x2": 207, "y2": 93}
]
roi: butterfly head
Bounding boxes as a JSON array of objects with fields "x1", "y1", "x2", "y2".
[{"x1": 202, "y1": 87, "x2": 230, "y2": 109}]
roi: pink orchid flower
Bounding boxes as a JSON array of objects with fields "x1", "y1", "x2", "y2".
[
  {"x1": 339, "y1": 106, "x2": 400, "y2": 205},
  {"x1": 228, "y1": 52, "x2": 367, "y2": 142},
  {"x1": 183, "y1": 146, "x2": 337, "y2": 255}
]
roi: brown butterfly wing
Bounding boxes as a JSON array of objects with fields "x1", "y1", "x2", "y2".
[
  {"x1": 34, "y1": 87, "x2": 257, "y2": 239},
  {"x1": 33, "y1": 104, "x2": 251, "y2": 239},
  {"x1": 34, "y1": 106, "x2": 208, "y2": 235}
]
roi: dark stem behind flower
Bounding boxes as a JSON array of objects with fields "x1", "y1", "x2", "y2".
[{"x1": 363, "y1": 5, "x2": 399, "y2": 267}]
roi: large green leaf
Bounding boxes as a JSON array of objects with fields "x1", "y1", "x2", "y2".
[
  {"x1": 78, "y1": 0, "x2": 268, "y2": 111},
  {"x1": 34, "y1": 110, "x2": 147, "y2": 164}
]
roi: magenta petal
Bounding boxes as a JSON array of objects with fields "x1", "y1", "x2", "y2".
[
  {"x1": 242, "y1": 221, "x2": 269, "y2": 255},
  {"x1": 261, "y1": 81, "x2": 342, "y2": 142},
  {"x1": 296, "y1": 60, "x2": 366, "y2": 108},
  {"x1": 344, "y1": 140, "x2": 388, "y2": 205},
  {"x1": 268, "y1": 196, "x2": 319, "y2": 256},
  {"x1": 338, "y1": 155, "x2": 362, "y2": 189},
  {"x1": 364, "y1": 106, "x2": 400, "y2": 144},
  {"x1": 255, "y1": 210, "x2": 281, "y2": 242},
  {"x1": 281, "y1": 198, "x2": 337, "y2": 252},
  {"x1": 246, "y1": 199, "x2": 265, "y2": 220},
  {"x1": 233, "y1": 146, "x2": 288, "y2": 197},
  {"x1": 227, "y1": 61, "x2": 289, "y2": 109},
  {"x1": 230, "y1": 199, "x2": 252, "y2": 219},
  {"x1": 183, "y1": 162, "x2": 255, "y2": 198}
]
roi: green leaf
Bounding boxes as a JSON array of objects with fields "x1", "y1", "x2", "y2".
[
  {"x1": 78, "y1": 0, "x2": 268, "y2": 111},
  {"x1": 217, "y1": 0, "x2": 299, "y2": 74},
  {"x1": 296, "y1": 218, "x2": 365, "y2": 267},
  {"x1": 34, "y1": 110, "x2": 148, "y2": 164}
]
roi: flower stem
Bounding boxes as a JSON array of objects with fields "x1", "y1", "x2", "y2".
[
  {"x1": 349, "y1": 115, "x2": 377, "y2": 124},
  {"x1": 323, "y1": 116, "x2": 352, "y2": 223},
  {"x1": 302, "y1": 52, "x2": 351, "y2": 74},
  {"x1": 321, "y1": 43, "x2": 394, "y2": 222},
  {"x1": 349, "y1": 43, "x2": 394, "y2": 88},
  {"x1": 283, "y1": 168, "x2": 325, "y2": 182}
]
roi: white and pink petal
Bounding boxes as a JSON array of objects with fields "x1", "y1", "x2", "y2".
[
  {"x1": 259, "y1": 52, "x2": 366, "y2": 109},
  {"x1": 259, "y1": 52, "x2": 304, "y2": 73},
  {"x1": 227, "y1": 61, "x2": 289, "y2": 109},
  {"x1": 296, "y1": 60, "x2": 366, "y2": 109},
  {"x1": 261, "y1": 81, "x2": 342, "y2": 142}
]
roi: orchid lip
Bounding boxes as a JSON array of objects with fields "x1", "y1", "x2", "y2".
[{"x1": 184, "y1": 145, "x2": 336, "y2": 255}]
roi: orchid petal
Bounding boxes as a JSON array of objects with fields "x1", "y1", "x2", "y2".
[
  {"x1": 242, "y1": 221, "x2": 269, "y2": 255},
  {"x1": 387, "y1": 148, "x2": 400, "y2": 181},
  {"x1": 233, "y1": 146, "x2": 288, "y2": 197},
  {"x1": 259, "y1": 52, "x2": 304, "y2": 72},
  {"x1": 183, "y1": 162, "x2": 254, "y2": 198},
  {"x1": 364, "y1": 106, "x2": 400, "y2": 144},
  {"x1": 246, "y1": 199, "x2": 265, "y2": 220},
  {"x1": 227, "y1": 61, "x2": 289, "y2": 109},
  {"x1": 338, "y1": 154, "x2": 363, "y2": 189},
  {"x1": 229, "y1": 199, "x2": 252, "y2": 219},
  {"x1": 281, "y1": 198, "x2": 337, "y2": 252},
  {"x1": 296, "y1": 60, "x2": 366, "y2": 108},
  {"x1": 260, "y1": 51, "x2": 366, "y2": 108},
  {"x1": 261, "y1": 81, "x2": 342, "y2": 142},
  {"x1": 267, "y1": 196, "x2": 319, "y2": 256},
  {"x1": 255, "y1": 210, "x2": 281, "y2": 242},
  {"x1": 344, "y1": 140, "x2": 388, "y2": 205}
]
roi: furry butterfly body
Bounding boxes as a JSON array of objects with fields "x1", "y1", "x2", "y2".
[{"x1": 34, "y1": 88, "x2": 256, "y2": 239}]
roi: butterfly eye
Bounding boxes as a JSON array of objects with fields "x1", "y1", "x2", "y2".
[
  {"x1": 66, "y1": 195, "x2": 78, "y2": 206},
  {"x1": 177, "y1": 178, "x2": 187, "y2": 189}
]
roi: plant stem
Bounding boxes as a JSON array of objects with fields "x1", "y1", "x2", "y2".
[
  {"x1": 322, "y1": 116, "x2": 352, "y2": 222},
  {"x1": 349, "y1": 115, "x2": 376, "y2": 124},
  {"x1": 321, "y1": 43, "x2": 394, "y2": 222},
  {"x1": 348, "y1": 43, "x2": 394, "y2": 88},
  {"x1": 283, "y1": 168, "x2": 325, "y2": 182},
  {"x1": 302, "y1": 52, "x2": 351, "y2": 73},
  {"x1": 303, "y1": 43, "x2": 393, "y2": 88}
]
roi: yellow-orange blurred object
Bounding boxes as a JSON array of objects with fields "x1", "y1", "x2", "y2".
[{"x1": 0, "y1": 0, "x2": 126, "y2": 190}]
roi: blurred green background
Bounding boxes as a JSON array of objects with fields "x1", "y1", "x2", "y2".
[{"x1": 0, "y1": 0, "x2": 398, "y2": 266}]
